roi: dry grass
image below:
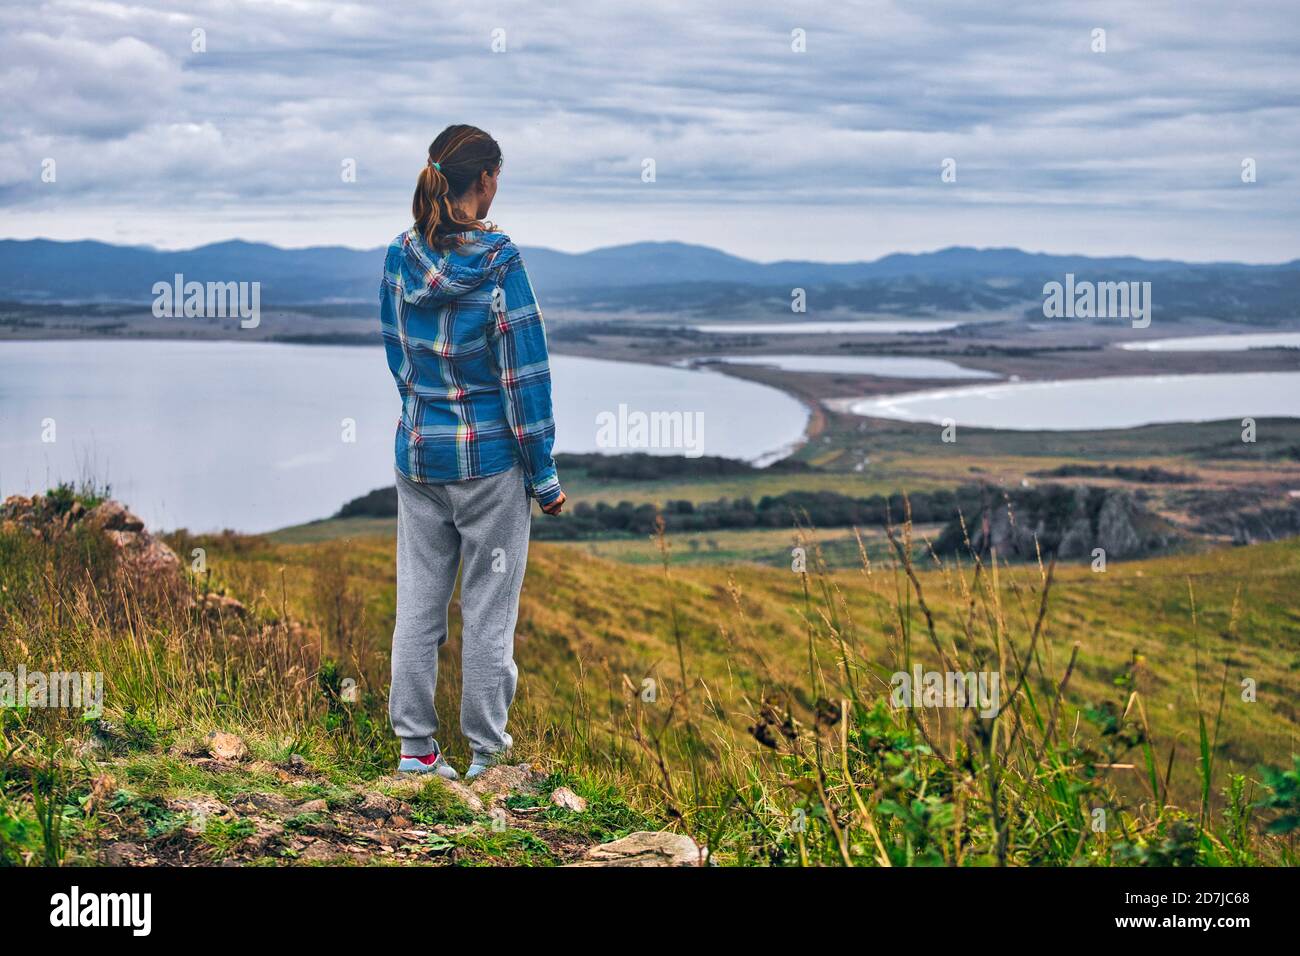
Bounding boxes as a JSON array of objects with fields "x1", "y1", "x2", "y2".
[{"x1": 2, "y1": 502, "x2": 1298, "y2": 866}]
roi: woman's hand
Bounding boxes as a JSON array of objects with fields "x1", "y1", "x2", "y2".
[{"x1": 540, "y1": 492, "x2": 566, "y2": 516}]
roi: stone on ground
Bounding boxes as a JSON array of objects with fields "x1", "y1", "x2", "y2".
[
  {"x1": 355, "y1": 792, "x2": 404, "y2": 821},
  {"x1": 205, "y1": 731, "x2": 250, "y2": 761},
  {"x1": 229, "y1": 791, "x2": 295, "y2": 816},
  {"x1": 568, "y1": 831, "x2": 708, "y2": 867},
  {"x1": 166, "y1": 795, "x2": 234, "y2": 836},
  {"x1": 467, "y1": 762, "x2": 544, "y2": 802},
  {"x1": 549, "y1": 786, "x2": 588, "y2": 812}
]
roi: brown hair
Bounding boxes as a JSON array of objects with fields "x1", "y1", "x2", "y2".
[{"x1": 412, "y1": 124, "x2": 503, "y2": 253}]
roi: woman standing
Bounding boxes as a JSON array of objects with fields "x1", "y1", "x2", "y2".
[{"x1": 379, "y1": 125, "x2": 565, "y2": 780}]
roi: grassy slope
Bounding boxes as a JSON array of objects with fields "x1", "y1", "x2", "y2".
[
  {"x1": 207, "y1": 527, "x2": 1300, "y2": 809},
  {"x1": 5, "y1": 509, "x2": 1299, "y2": 865}
]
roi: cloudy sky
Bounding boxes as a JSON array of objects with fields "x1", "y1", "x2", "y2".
[{"x1": 1, "y1": 0, "x2": 1297, "y2": 261}]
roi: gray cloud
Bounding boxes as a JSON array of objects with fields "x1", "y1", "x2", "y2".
[{"x1": 1, "y1": 0, "x2": 1297, "y2": 261}]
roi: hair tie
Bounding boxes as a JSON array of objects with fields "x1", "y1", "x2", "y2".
[{"x1": 430, "y1": 161, "x2": 441, "y2": 172}]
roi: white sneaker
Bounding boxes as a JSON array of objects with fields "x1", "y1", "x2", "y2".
[
  {"x1": 465, "y1": 751, "x2": 509, "y2": 779},
  {"x1": 397, "y1": 751, "x2": 460, "y2": 780}
]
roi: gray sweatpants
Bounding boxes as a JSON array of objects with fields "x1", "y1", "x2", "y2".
[{"x1": 389, "y1": 465, "x2": 531, "y2": 762}]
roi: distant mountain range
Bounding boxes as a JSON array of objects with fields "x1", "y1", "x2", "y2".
[{"x1": 2, "y1": 237, "x2": 1297, "y2": 312}]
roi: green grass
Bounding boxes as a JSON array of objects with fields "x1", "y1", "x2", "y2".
[
  {"x1": 404, "y1": 778, "x2": 476, "y2": 827},
  {"x1": 268, "y1": 518, "x2": 396, "y2": 545},
  {"x1": 208, "y1": 527, "x2": 1300, "y2": 810},
  {"x1": 449, "y1": 826, "x2": 557, "y2": 867},
  {"x1": 548, "y1": 525, "x2": 911, "y2": 567},
  {"x1": 3, "y1": 490, "x2": 1298, "y2": 866},
  {"x1": 201, "y1": 816, "x2": 256, "y2": 861}
]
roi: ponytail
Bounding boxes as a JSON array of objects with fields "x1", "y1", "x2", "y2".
[
  {"x1": 411, "y1": 125, "x2": 503, "y2": 253},
  {"x1": 413, "y1": 163, "x2": 451, "y2": 250}
]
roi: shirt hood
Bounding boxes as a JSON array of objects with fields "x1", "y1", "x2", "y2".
[{"x1": 394, "y1": 227, "x2": 519, "y2": 307}]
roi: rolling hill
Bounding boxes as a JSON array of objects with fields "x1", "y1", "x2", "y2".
[{"x1": 3, "y1": 238, "x2": 1298, "y2": 320}]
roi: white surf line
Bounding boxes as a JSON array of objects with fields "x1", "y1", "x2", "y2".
[{"x1": 1118, "y1": 332, "x2": 1300, "y2": 351}]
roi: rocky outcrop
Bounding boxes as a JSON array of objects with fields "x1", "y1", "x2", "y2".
[
  {"x1": 2, "y1": 493, "x2": 183, "y2": 587},
  {"x1": 1190, "y1": 497, "x2": 1300, "y2": 545},
  {"x1": 935, "y1": 484, "x2": 1179, "y2": 561},
  {"x1": 0, "y1": 494, "x2": 262, "y2": 616},
  {"x1": 1, "y1": 493, "x2": 89, "y2": 535}
]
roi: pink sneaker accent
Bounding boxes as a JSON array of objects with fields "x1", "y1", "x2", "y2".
[{"x1": 401, "y1": 752, "x2": 440, "y2": 766}]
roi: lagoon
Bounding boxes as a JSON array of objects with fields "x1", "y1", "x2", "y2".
[
  {"x1": 0, "y1": 340, "x2": 808, "y2": 533},
  {"x1": 705, "y1": 354, "x2": 998, "y2": 379},
  {"x1": 840, "y1": 372, "x2": 1300, "y2": 431},
  {"x1": 691, "y1": 319, "x2": 963, "y2": 334}
]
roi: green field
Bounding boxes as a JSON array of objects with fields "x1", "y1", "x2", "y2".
[
  {"x1": 5, "y1": 489, "x2": 1297, "y2": 866},
  {"x1": 204, "y1": 527, "x2": 1300, "y2": 811},
  {"x1": 6, "y1": 406, "x2": 1300, "y2": 867}
]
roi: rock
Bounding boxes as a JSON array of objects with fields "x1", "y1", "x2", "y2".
[
  {"x1": 85, "y1": 500, "x2": 144, "y2": 533},
  {"x1": 936, "y1": 484, "x2": 1175, "y2": 562},
  {"x1": 549, "y1": 787, "x2": 588, "y2": 813},
  {"x1": 295, "y1": 840, "x2": 346, "y2": 864},
  {"x1": 0, "y1": 494, "x2": 186, "y2": 592},
  {"x1": 83, "y1": 501, "x2": 183, "y2": 582},
  {"x1": 1055, "y1": 513, "x2": 1094, "y2": 558},
  {"x1": 467, "y1": 762, "x2": 544, "y2": 802},
  {"x1": 282, "y1": 754, "x2": 312, "y2": 776},
  {"x1": 198, "y1": 592, "x2": 249, "y2": 620},
  {"x1": 63, "y1": 501, "x2": 85, "y2": 530},
  {"x1": 102, "y1": 841, "x2": 146, "y2": 866},
  {"x1": 568, "y1": 831, "x2": 708, "y2": 867},
  {"x1": 166, "y1": 796, "x2": 234, "y2": 836},
  {"x1": 259, "y1": 620, "x2": 313, "y2": 645},
  {"x1": 357, "y1": 828, "x2": 404, "y2": 848},
  {"x1": 1096, "y1": 491, "x2": 1145, "y2": 557},
  {"x1": 356, "y1": 792, "x2": 404, "y2": 821},
  {"x1": 206, "y1": 731, "x2": 250, "y2": 761},
  {"x1": 228, "y1": 791, "x2": 295, "y2": 816},
  {"x1": 444, "y1": 781, "x2": 486, "y2": 814},
  {"x1": 243, "y1": 821, "x2": 285, "y2": 855},
  {"x1": 119, "y1": 532, "x2": 183, "y2": 579},
  {"x1": 296, "y1": 799, "x2": 329, "y2": 814}
]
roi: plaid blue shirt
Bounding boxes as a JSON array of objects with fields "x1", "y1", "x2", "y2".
[{"x1": 379, "y1": 227, "x2": 562, "y2": 505}]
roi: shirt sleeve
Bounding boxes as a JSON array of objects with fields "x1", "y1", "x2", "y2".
[{"x1": 488, "y1": 251, "x2": 563, "y2": 506}]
